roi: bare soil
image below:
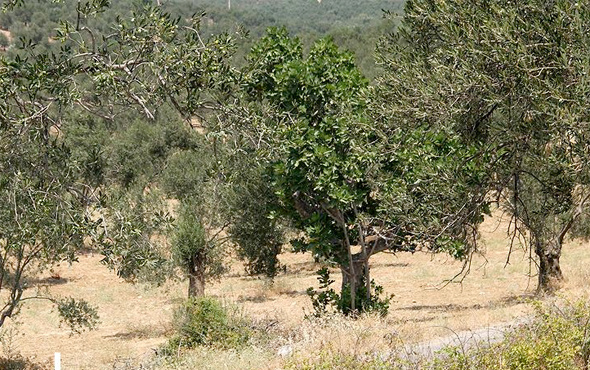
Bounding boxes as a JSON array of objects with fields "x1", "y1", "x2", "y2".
[{"x1": 8, "y1": 211, "x2": 590, "y2": 368}]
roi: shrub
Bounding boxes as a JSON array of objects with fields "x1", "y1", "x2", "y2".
[
  {"x1": 166, "y1": 296, "x2": 251, "y2": 352},
  {"x1": 502, "y1": 300, "x2": 589, "y2": 370},
  {"x1": 428, "y1": 299, "x2": 590, "y2": 370},
  {"x1": 306, "y1": 268, "x2": 391, "y2": 317}
]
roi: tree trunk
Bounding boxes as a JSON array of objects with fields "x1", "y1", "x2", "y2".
[
  {"x1": 341, "y1": 259, "x2": 366, "y2": 313},
  {"x1": 341, "y1": 260, "x2": 365, "y2": 291},
  {"x1": 535, "y1": 239, "x2": 564, "y2": 294},
  {"x1": 188, "y1": 254, "x2": 206, "y2": 298}
]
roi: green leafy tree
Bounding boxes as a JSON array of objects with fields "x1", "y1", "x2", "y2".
[
  {"x1": 52, "y1": 3, "x2": 284, "y2": 296},
  {"x1": 60, "y1": 4, "x2": 242, "y2": 298},
  {"x1": 375, "y1": 0, "x2": 590, "y2": 293},
  {"x1": 162, "y1": 143, "x2": 231, "y2": 297},
  {"x1": 239, "y1": 28, "x2": 486, "y2": 314},
  {"x1": 226, "y1": 162, "x2": 284, "y2": 278},
  {"x1": 171, "y1": 199, "x2": 227, "y2": 297}
]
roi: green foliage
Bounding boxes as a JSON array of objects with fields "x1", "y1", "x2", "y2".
[
  {"x1": 243, "y1": 28, "x2": 371, "y2": 263},
  {"x1": 166, "y1": 296, "x2": 251, "y2": 350},
  {"x1": 0, "y1": 84, "x2": 96, "y2": 330},
  {"x1": 98, "y1": 188, "x2": 171, "y2": 284},
  {"x1": 56, "y1": 297, "x2": 100, "y2": 335},
  {"x1": 428, "y1": 300, "x2": 590, "y2": 370},
  {"x1": 185, "y1": 0, "x2": 403, "y2": 53},
  {"x1": 107, "y1": 120, "x2": 170, "y2": 188},
  {"x1": 0, "y1": 0, "x2": 398, "y2": 79},
  {"x1": 239, "y1": 25, "x2": 486, "y2": 315},
  {"x1": 171, "y1": 199, "x2": 227, "y2": 280},
  {"x1": 244, "y1": 26, "x2": 486, "y2": 267},
  {"x1": 503, "y1": 301, "x2": 590, "y2": 370},
  {"x1": 376, "y1": 0, "x2": 590, "y2": 292},
  {"x1": 106, "y1": 115, "x2": 203, "y2": 189},
  {"x1": 62, "y1": 113, "x2": 110, "y2": 188},
  {"x1": 171, "y1": 202, "x2": 207, "y2": 270},
  {"x1": 0, "y1": 33, "x2": 9, "y2": 48},
  {"x1": 227, "y1": 166, "x2": 284, "y2": 278},
  {"x1": 244, "y1": 27, "x2": 303, "y2": 100},
  {"x1": 305, "y1": 268, "x2": 339, "y2": 317},
  {"x1": 306, "y1": 268, "x2": 391, "y2": 317},
  {"x1": 241, "y1": 28, "x2": 377, "y2": 313},
  {"x1": 0, "y1": 0, "x2": 245, "y2": 337},
  {"x1": 161, "y1": 148, "x2": 211, "y2": 201}
]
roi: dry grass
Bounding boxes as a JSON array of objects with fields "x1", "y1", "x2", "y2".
[
  {"x1": 8, "y1": 252, "x2": 182, "y2": 369},
  {"x1": 6, "y1": 211, "x2": 590, "y2": 368},
  {"x1": 0, "y1": 29, "x2": 12, "y2": 42}
]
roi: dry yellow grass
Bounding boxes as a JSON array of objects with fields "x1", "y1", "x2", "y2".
[{"x1": 6, "y1": 211, "x2": 590, "y2": 368}]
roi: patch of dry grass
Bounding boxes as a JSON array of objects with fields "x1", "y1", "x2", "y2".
[{"x1": 5, "y1": 211, "x2": 590, "y2": 368}]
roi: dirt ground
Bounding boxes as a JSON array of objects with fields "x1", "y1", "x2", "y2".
[{"x1": 8, "y1": 211, "x2": 590, "y2": 368}]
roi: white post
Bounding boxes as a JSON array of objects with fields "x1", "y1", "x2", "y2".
[{"x1": 54, "y1": 352, "x2": 61, "y2": 370}]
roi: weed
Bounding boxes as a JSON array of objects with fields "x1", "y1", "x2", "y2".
[
  {"x1": 306, "y1": 268, "x2": 391, "y2": 317},
  {"x1": 428, "y1": 299, "x2": 590, "y2": 369},
  {"x1": 164, "y1": 296, "x2": 252, "y2": 353}
]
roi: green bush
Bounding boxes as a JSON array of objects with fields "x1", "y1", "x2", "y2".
[
  {"x1": 501, "y1": 301, "x2": 588, "y2": 370},
  {"x1": 166, "y1": 297, "x2": 251, "y2": 351},
  {"x1": 306, "y1": 268, "x2": 391, "y2": 317},
  {"x1": 429, "y1": 299, "x2": 590, "y2": 370}
]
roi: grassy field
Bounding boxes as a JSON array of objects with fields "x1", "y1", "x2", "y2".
[{"x1": 8, "y1": 211, "x2": 590, "y2": 369}]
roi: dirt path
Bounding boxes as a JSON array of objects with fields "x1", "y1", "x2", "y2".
[{"x1": 400, "y1": 316, "x2": 531, "y2": 364}]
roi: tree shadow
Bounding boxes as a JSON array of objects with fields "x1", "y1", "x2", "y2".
[
  {"x1": 103, "y1": 325, "x2": 169, "y2": 340},
  {"x1": 372, "y1": 262, "x2": 410, "y2": 268},
  {"x1": 237, "y1": 289, "x2": 305, "y2": 303},
  {"x1": 29, "y1": 276, "x2": 69, "y2": 286},
  {"x1": 238, "y1": 295, "x2": 270, "y2": 303},
  {"x1": 394, "y1": 293, "x2": 534, "y2": 313},
  {"x1": 280, "y1": 261, "x2": 325, "y2": 276}
]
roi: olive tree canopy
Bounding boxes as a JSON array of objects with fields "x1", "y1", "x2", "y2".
[{"x1": 376, "y1": 0, "x2": 590, "y2": 293}]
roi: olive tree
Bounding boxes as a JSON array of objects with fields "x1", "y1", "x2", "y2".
[
  {"x1": 375, "y1": 0, "x2": 590, "y2": 293},
  {"x1": 54, "y1": 3, "x2": 286, "y2": 297},
  {"x1": 0, "y1": 22, "x2": 101, "y2": 332},
  {"x1": 0, "y1": 0, "x2": 240, "y2": 328}
]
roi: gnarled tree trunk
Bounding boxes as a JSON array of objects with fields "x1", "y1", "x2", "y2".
[
  {"x1": 535, "y1": 239, "x2": 564, "y2": 294},
  {"x1": 341, "y1": 257, "x2": 371, "y2": 314},
  {"x1": 188, "y1": 254, "x2": 206, "y2": 298}
]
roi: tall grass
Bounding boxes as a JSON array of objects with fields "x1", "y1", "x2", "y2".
[{"x1": 113, "y1": 297, "x2": 590, "y2": 370}]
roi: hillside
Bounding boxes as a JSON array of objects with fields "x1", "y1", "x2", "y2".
[
  {"x1": 186, "y1": 0, "x2": 404, "y2": 35},
  {"x1": 4, "y1": 1, "x2": 588, "y2": 369},
  {"x1": 0, "y1": 0, "x2": 402, "y2": 78}
]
